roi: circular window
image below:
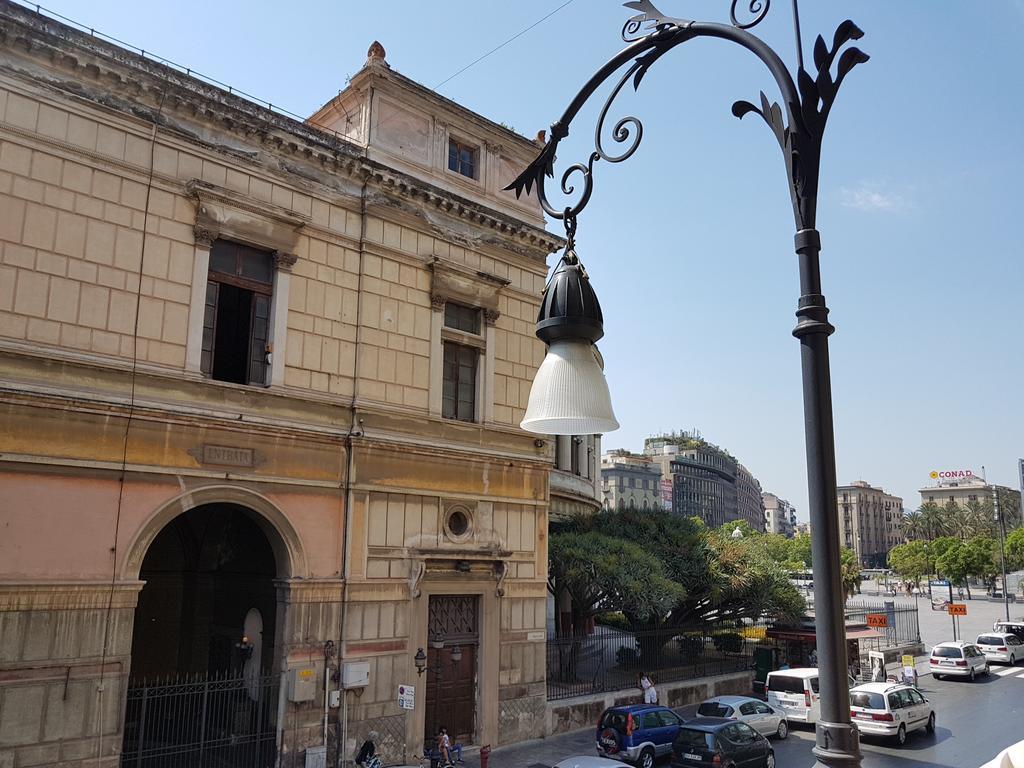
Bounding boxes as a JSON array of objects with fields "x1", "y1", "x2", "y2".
[{"x1": 444, "y1": 507, "x2": 472, "y2": 541}]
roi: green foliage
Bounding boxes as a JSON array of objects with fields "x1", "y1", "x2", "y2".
[
  {"x1": 547, "y1": 529, "x2": 683, "y2": 630},
  {"x1": 934, "y1": 536, "x2": 997, "y2": 592},
  {"x1": 888, "y1": 541, "x2": 930, "y2": 584},
  {"x1": 840, "y1": 548, "x2": 862, "y2": 597},
  {"x1": 712, "y1": 632, "x2": 744, "y2": 655},
  {"x1": 594, "y1": 612, "x2": 631, "y2": 631},
  {"x1": 1006, "y1": 528, "x2": 1024, "y2": 572},
  {"x1": 549, "y1": 508, "x2": 805, "y2": 646},
  {"x1": 676, "y1": 634, "x2": 706, "y2": 658}
]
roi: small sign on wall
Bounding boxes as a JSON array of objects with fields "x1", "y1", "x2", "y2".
[{"x1": 398, "y1": 684, "x2": 415, "y2": 710}]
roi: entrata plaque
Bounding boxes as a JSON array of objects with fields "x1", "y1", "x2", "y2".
[{"x1": 191, "y1": 444, "x2": 256, "y2": 467}]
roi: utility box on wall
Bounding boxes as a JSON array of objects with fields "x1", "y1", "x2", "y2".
[
  {"x1": 287, "y1": 666, "x2": 317, "y2": 702},
  {"x1": 342, "y1": 661, "x2": 370, "y2": 689}
]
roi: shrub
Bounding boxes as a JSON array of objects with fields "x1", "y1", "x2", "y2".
[
  {"x1": 595, "y1": 611, "x2": 631, "y2": 631},
  {"x1": 616, "y1": 644, "x2": 639, "y2": 667},
  {"x1": 713, "y1": 632, "x2": 744, "y2": 654},
  {"x1": 677, "y1": 634, "x2": 706, "y2": 658}
]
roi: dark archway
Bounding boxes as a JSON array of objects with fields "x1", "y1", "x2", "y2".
[{"x1": 130, "y1": 503, "x2": 279, "y2": 680}]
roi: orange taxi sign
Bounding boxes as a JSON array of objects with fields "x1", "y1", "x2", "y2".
[
  {"x1": 866, "y1": 613, "x2": 888, "y2": 628},
  {"x1": 947, "y1": 603, "x2": 968, "y2": 616}
]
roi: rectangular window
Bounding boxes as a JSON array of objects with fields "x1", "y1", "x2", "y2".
[
  {"x1": 442, "y1": 341, "x2": 477, "y2": 421},
  {"x1": 444, "y1": 302, "x2": 481, "y2": 334},
  {"x1": 202, "y1": 239, "x2": 273, "y2": 386},
  {"x1": 448, "y1": 138, "x2": 477, "y2": 179}
]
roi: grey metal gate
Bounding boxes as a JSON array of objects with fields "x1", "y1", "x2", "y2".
[{"x1": 121, "y1": 671, "x2": 279, "y2": 768}]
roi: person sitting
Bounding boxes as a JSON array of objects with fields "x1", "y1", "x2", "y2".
[
  {"x1": 355, "y1": 731, "x2": 380, "y2": 768},
  {"x1": 437, "y1": 727, "x2": 452, "y2": 766}
]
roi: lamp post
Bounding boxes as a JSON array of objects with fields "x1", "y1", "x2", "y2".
[
  {"x1": 506, "y1": 2, "x2": 869, "y2": 766},
  {"x1": 993, "y1": 484, "x2": 1010, "y2": 622}
]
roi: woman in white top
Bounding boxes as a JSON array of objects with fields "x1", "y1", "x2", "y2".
[{"x1": 639, "y1": 672, "x2": 658, "y2": 704}]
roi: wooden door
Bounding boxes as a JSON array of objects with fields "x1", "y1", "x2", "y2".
[{"x1": 425, "y1": 596, "x2": 479, "y2": 747}]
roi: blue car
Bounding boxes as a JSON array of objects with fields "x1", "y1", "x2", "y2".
[{"x1": 596, "y1": 704, "x2": 685, "y2": 768}]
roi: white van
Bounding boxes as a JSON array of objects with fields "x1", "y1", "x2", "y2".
[
  {"x1": 765, "y1": 668, "x2": 857, "y2": 725},
  {"x1": 766, "y1": 668, "x2": 822, "y2": 724}
]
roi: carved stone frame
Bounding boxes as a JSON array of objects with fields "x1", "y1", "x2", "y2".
[{"x1": 184, "y1": 180, "x2": 309, "y2": 386}]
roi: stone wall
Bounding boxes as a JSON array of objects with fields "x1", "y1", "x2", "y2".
[{"x1": 547, "y1": 671, "x2": 755, "y2": 736}]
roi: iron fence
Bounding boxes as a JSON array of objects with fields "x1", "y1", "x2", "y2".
[
  {"x1": 546, "y1": 622, "x2": 773, "y2": 701},
  {"x1": 844, "y1": 601, "x2": 921, "y2": 647},
  {"x1": 121, "y1": 670, "x2": 279, "y2": 768}
]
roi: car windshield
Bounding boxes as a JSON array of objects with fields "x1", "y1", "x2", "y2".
[
  {"x1": 697, "y1": 703, "x2": 731, "y2": 717},
  {"x1": 849, "y1": 691, "x2": 885, "y2": 709},
  {"x1": 978, "y1": 635, "x2": 1005, "y2": 646},
  {"x1": 932, "y1": 646, "x2": 963, "y2": 658},
  {"x1": 675, "y1": 729, "x2": 714, "y2": 750},
  {"x1": 767, "y1": 675, "x2": 805, "y2": 693},
  {"x1": 600, "y1": 711, "x2": 628, "y2": 733}
]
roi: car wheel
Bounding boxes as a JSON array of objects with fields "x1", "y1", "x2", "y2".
[
  {"x1": 776, "y1": 720, "x2": 788, "y2": 740},
  {"x1": 1011, "y1": 655, "x2": 1016, "y2": 666},
  {"x1": 926, "y1": 712, "x2": 936, "y2": 734},
  {"x1": 933, "y1": 673, "x2": 942, "y2": 680},
  {"x1": 639, "y1": 746, "x2": 655, "y2": 768},
  {"x1": 895, "y1": 724, "x2": 907, "y2": 747},
  {"x1": 765, "y1": 751, "x2": 776, "y2": 768},
  {"x1": 970, "y1": 668, "x2": 976, "y2": 681},
  {"x1": 985, "y1": 663, "x2": 991, "y2": 675}
]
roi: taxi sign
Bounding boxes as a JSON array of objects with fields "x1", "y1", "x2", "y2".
[
  {"x1": 947, "y1": 603, "x2": 967, "y2": 616},
  {"x1": 866, "y1": 613, "x2": 888, "y2": 628}
]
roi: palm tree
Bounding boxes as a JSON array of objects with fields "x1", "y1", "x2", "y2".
[
  {"x1": 902, "y1": 509, "x2": 924, "y2": 541},
  {"x1": 919, "y1": 502, "x2": 950, "y2": 541}
]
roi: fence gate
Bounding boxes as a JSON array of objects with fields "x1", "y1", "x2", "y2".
[{"x1": 121, "y1": 671, "x2": 279, "y2": 768}]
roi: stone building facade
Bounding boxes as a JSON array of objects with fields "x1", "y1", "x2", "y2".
[
  {"x1": 599, "y1": 449, "x2": 662, "y2": 511},
  {"x1": 0, "y1": 5, "x2": 559, "y2": 766},
  {"x1": 762, "y1": 492, "x2": 797, "y2": 537},
  {"x1": 837, "y1": 481, "x2": 904, "y2": 568}
]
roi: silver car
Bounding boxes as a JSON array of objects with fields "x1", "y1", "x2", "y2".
[{"x1": 695, "y1": 695, "x2": 789, "y2": 739}]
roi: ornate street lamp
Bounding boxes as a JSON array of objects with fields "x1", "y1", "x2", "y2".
[{"x1": 508, "y1": 2, "x2": 869, "y2": 766}]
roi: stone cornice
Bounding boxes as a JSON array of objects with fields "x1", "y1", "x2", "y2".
[
  {"x1": 0, "y1": 581, "x2": 144, "y2": 611},
  {"x1": 0, "y1": 3, "x2": 564, "y2": 261}
]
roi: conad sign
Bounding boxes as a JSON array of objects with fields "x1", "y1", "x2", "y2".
[{"x1": 930, "y1": 470, "x2": 974, "y2": 480}]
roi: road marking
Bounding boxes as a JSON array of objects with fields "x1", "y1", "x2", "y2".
[
  {"x1": 994, "y1": 667, "x2": 1020, "y2": 676},
  {"x1": 1016, "y1": 672, "x2": 1024, "y2": 679}
]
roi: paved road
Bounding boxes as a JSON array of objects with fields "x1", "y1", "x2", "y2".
[{"x1": 486, "y1": 666, "x2": 1024, "y2": 768}]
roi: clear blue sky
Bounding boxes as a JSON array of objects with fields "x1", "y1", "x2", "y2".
[{"x1": 40, "y1": 0, "x2": 1024, "y2": 518}]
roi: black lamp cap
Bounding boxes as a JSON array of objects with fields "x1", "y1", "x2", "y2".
[{"x1": 535, "y1": 249, "x2": 604, "y2": 345}]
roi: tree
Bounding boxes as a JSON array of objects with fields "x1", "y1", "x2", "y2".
[
  {"x1": 553, "y1": 508, "x2": 806, "y2": 666},
  {"x1": 1006, "y1": 528, "x2": 1024, "y2": 572},
  {"x1": 919, "y1": 502, "x2": 951, "y2": 541},
  {"x1": 840, "y1": 548, "x2": 862, "y2": 598},
  {"x1": 888, "y1": 541, "x2": 930, "y2": 586},
  {"x1": 934, "y1": 537, "x2": 996, "y2": 599},
  {"x1": 902, "y1": 509, "x2": 924, "y2": 541}
]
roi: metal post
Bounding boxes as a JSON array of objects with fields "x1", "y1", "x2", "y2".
[
  {"x1": 794, "y1": 228, "x2": 859, "y2": 767},
  {"x1": 135, "y1": 683, "x2": 148, "y2": 768},
  {"x1": 995, "y1": 485, "x2": 1010, "y2": 621}
]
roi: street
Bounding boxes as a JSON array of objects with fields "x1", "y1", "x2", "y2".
[{"x1": 486, "y1": 666, "x2": 1024, "y2": 768}]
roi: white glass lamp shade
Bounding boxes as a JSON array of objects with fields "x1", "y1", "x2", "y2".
[{"x1": 520, "y1": 339, "x2": 619, "y2": 435}]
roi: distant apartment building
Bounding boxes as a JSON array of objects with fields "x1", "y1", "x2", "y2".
[
  {"x1": 763, "y1": 492, "x2": 798, "y2": 537},
  {"x1": 838, "y1": 481, "x2": 904, "y2": 568},
  {"x1": 643, "y1": 432, "x2": 765, "y2": 531},
  {"x1": 600, "y1": 449, "x2": 662, "y2": 511},
  {"x1": 919, "y1": 473, "x2": 1022, "y2": 527}
]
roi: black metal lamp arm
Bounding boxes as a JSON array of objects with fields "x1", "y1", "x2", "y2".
[{"x1": 504, "y1": 1, "x2": 867, "y2": 234}]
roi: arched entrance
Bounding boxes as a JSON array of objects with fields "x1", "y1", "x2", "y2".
[{"x1": 123, "y1": 502, "x2": 284, "y2": 767}]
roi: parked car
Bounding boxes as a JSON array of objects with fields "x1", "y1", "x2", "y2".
[
  {"x1": 695, "y1": 696, "x2": 789, "y2": 739},
  {"x1": 976, "y1": 633, "x2": 1024, "y2": 665},
  {"x1": 849, "y1": 682, "x2": 935, "y2": 746},
  {"x1": 670, "y1": 718, "x2": 775, "y2": 768},
  {"x1": 596, "y1": 704, "x2": 685, "y2": 768},
  {"x1": 929, "y1": 641, "x2": 989, "y2": 680},
  {"x1": 992, "y1": 620, "x2": 1024, "y2": 641},
  {"x1": 764, "y1": 668, "x2": 856, "y2": 725}
]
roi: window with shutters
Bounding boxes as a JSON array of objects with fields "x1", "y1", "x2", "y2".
[{"x1": 201, "y1": 239, "x2": 273, "y2": 386}]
